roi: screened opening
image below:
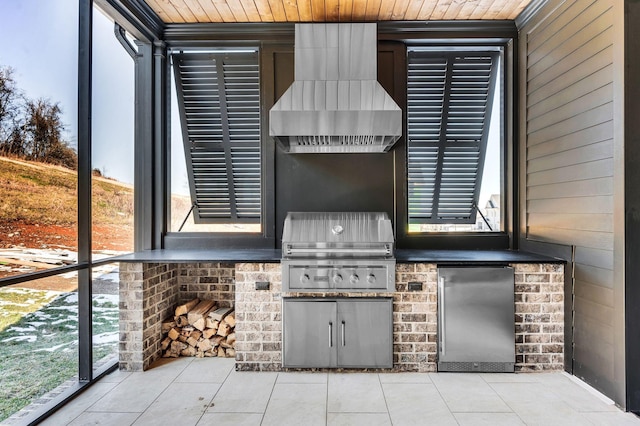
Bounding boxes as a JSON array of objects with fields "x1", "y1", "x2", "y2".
[
  {"x1": 170, "y1": 51, "x2": 261, "y2": 233},
  {"x1": 92, "y1": 10, "x2": 135, "y2": 256},
  {"x1": 407, "y1": 49, "x2": 502, "y2": 233}
]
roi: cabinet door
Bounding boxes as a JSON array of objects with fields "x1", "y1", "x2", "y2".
[
  {"x1": 283, "y1": 300, "x2": 337, "y2": 368},
  {"x1": 337, "y1": 299, "x2": 393, "y2": 368}
]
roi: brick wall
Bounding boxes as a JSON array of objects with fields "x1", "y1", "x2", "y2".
[
  {"x1": 119, "y1": 261, "x2": 564, "y2": 373},
  {"x1": 514, "y1": 263, "x2": 565, "y2": 371},
  {"x1": 234, "y1": 263, "x2": 282, "y2": 371},
  {"x1": 177, "y1": 262, "x2": 235, "y2": 307},
  {"x1": 394, "y1": 264, "x2": 438, "y2": 372},
  {"x1": 119, "y1": 263, "x2": 179, "y2": 371}
]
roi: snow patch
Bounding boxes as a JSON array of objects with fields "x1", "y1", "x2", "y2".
[{"x1": 2, "y1": 335, "x2": 37, "y2": 343}]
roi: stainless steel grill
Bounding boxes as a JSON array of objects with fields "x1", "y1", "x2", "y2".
[{"x1": 281, "y1": 212, "x2": 396, "y2": 292}]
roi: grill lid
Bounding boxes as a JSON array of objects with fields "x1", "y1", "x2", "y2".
[{"x1": 282, "y1": 212, "x2": 394, "y2": 258}]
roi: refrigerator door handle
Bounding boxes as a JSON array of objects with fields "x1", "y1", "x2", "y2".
[
  {"x1": 341, "y1": 321, "x2": 346, "y2": 346},
  {"x1": 439, "y1": 276, "x2": 445, "y2": 356}
]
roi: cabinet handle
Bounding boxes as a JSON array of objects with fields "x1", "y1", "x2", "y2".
[
  {"x1": 439, "y1": 276, "x2": 446, "y2": 356},
  {"x1": 329, "y1": 322, "x2": 333, "y2": 347},
  {"x1": 341, "y1": 321, "x2": 346, "y2": 346}
]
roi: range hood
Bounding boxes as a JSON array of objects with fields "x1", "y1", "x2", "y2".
[{"x1": 269, "y1": 23, "x2": 402, "y2": 154}]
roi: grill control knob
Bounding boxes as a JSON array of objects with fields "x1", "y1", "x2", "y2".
[
  {"x1": 366, "y1": 274, "x2": 376, "y2": 285},
  {"x1": 349, "y1": 274, "x2": 360, "y2": 285},
  {"x1": 300, "y1": 274, "x2": 310, "y2": 284},
  {"x1": 332, "y1": 273, "x2": 343, "y2": 285}
]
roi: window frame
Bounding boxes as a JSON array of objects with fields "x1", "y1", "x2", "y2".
[
  {"x1": 164, "y1": 44, "x2": 276, "y2": 249},
  {"x1": 160, "y1": 23, "x2": 518, "y2": 251},
  {"x1": 395, "y1": 44, "x2": 513, "y2": 250},
  {"x1": 171, "y1": 50, "x2": 262, "y2": 225},
  {"x1": 406, "y1": 50, "x2": 499, "y2": 227}
]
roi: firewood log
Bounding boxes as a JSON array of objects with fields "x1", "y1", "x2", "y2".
[
  {"x1": 226, "y1": 333, "x2": 236, "y2": 346},
  {"x1": 181, "y1": 346, "x2": 197, "y2": 356},
  {"x1": 187, "y1": 300, "x2": 217, "y2": 325},
  {"x1": 175, "y1": 315, "x2": 189, "y2": 327},
  {"x1": 161, "y1": 320, "x2": 176, "y2": 334},
  {"x1": 161, "y1": 337, "x2": 172, "y2": 351},
  {"x1": 175, "y1": 298, "x2": 200, "y2": 316},
  {"x1": 217, "y1": 322, "x2": 231, "y2": 337},
  {"x1": 197, "y1": 338, "x2": 213, "y2": 352},
  {"x1": 202, "y1": 328, "x2": 217, "y2": 339},
  {"x1": 168, "y1": 327, "x2": 181, "y2": 341},
  {"x1": 209, "y1": 307, "x2": 234, "y2": 321},
  {"x1": 226, "y1": 348, "x2": 236, "y2": 358},
  {"x1": 205, "y1": 318, "x2": 219, "y2": 329},
  {"x1": 223, "y1": 314, "x2": 236, "y2": 328},
  {"x1": 217, "y1": 346, "x2": 226, "y2": 357},
  {"x1": 170, "y1": 340, "x2": 188, "y2": 352},
  {"x1": 192, "y1": 317, "x2": 206, "y2": 331}
]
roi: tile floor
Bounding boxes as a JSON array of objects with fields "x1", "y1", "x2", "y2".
[{"x1": 40, "y1": 357, "x2": 640, "y2": 426}]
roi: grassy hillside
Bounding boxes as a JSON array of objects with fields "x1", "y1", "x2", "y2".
[
  {"x1": 0, "y1": 156, "x2": 134, "y2": 251},
  {"x1": 0, "y1": 156, "x2": 133, "y2": 226}
]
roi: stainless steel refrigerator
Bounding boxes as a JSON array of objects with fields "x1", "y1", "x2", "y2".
[{"x1": 438, "y1": 266, "x2": 515, "y2": 372}]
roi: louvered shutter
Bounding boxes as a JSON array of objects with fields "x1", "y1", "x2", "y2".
[
  {"x1": 407, "y1": 51, "x2": 498, "y2": 224},
  {"x1": 172, "y1": 52, "x2": 261, "y2": 224}
]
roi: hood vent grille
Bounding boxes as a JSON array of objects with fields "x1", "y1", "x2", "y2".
[{"x1": 269, "y1": 23, "x2": 402, "y2": 154}]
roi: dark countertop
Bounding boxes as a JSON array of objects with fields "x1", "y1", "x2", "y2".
[
  {"x1": 395, "y1": 249, "x2": 564, "y2": 264},
  {"x1": 113, "y1": 249, "x2": 564, "y2": 264},
  {"x1": 113, "y1": 249, "x2": 282, "y2": 263}
]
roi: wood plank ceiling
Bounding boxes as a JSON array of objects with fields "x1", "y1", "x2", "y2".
[{"x1": 145, "y1": 0, "x2": 533, "y2": 23}]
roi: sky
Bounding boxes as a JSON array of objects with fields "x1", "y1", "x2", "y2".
[{"x1": 0, "y1": 0, "x2": 135, "y2": 184}]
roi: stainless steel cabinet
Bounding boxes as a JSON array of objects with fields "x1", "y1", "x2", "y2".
[
  {"x1": 438, "y1": 266, "x2": 515, "y2": 372},
  {"x1": 283, "y1": 298, "x2": 393, "y2": 368}
]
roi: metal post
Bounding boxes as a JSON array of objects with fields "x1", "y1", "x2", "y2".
[
  {"x1": 154, "y1": 40, "x2": 167, "y2": 248},
  {"x1": 77, "y1": 0, "x2": 93, "y2": 382},
  {"x1": 134, "y1": 41, "x2": 154, "y2": 251}
]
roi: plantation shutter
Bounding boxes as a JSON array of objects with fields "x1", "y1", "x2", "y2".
[
  {"x1": 172, "y1": 52, "x2": 261, "y2": 224},
  {"x1": 407, "y1": 51, "x2": 498, "y2": 224}
]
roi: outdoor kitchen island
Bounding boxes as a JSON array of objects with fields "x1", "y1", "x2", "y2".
[{"x1": 116, "y1": 248, "x2": 565, "y2": 375}]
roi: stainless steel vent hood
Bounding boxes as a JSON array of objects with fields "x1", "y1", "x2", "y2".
[{"x1": 269, "y1": 23, "x2": 402, "y2": 153}]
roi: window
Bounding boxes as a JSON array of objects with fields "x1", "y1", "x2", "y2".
[
  {"x1": 170, "y1": 51, "x2": 261, "y2": 233},
  {"x1": 407, "y1": 50, "x2": 501, "y2": 233},
  {"x1": 91, "y1": 8, "x2": 134, "y2": 375},
  {"x1": 92, "y1": 10, "x2": 135, "y2": 255},
  {"x1": 0, "y1": 1, "x2": 79, "y2": 278}
]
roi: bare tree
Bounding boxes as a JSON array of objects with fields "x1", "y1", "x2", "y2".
[
  {"x1": 0, "y1": 66, "x2": 22, "y2": 145},
  {"x1": 23, "y1": 98, "x2": 77, "y2": 169},
  {"x1": 0, "y1": 65, "x2": 77, "y2": 169},
  {"x1": 1, "y1": 125, "x2": 27, "y2": 157}
]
